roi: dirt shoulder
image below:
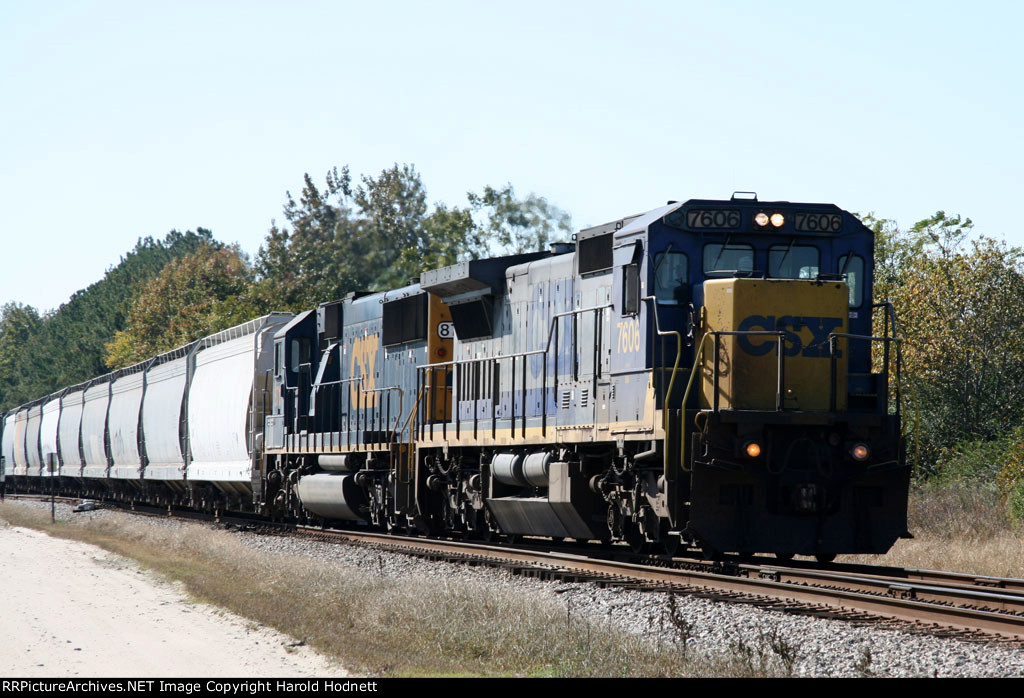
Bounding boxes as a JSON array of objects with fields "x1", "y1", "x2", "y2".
[{"x1": 0, "y1": 523, "x2": 345, "y2": 678}]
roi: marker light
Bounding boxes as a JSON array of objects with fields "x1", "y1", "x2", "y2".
[
  {"x1": 851, "y1": 444, "x2": 870, "y2": 461},
  {"x1": 745, "y1": 442, "x2": 762, "y2": 458},
  {"x1": 754, "y1": 212, "x2": 770, "y2": 227},
  {"x1": 770, "y1": 213, "x2": 785, "y2": 228}
]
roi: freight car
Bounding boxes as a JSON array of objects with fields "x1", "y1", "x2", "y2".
[
  {"x1": 1, "y1": 316, "x2": 288, "y2": 512},
  {"x1": 1, "y1": 194, "x2": 908, "y2": 561}
]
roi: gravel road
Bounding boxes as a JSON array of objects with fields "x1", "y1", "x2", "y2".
[{"x1": 0, "y1": 509, "x2": 344, "y2": 678}]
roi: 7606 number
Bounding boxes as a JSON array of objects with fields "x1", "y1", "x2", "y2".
[
  {"x1": 686, "y1": 209, "x2": 741, "y2": 229},
  {"x1": 794, "y1": 212, "x2": 842, "y2": 232}
]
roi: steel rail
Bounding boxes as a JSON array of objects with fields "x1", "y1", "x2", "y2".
[
  {"x1": 300, "y1": 528, "x2": 1024, "y2": 641},
  {"x1": 738, "y1": 565, "x2": 1024, "y2": 615}
]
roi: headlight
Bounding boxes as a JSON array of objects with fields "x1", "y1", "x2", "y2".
[
  {"x1": 770, "y1": 212, "x2": 785, "y2": 228},
  {"x1": 754, "y1": 212, "x2": 769, "y2": 227},
  {"x1": 851, "y1": 444, "x2": 870, "y2": 461},
  {"x1": 745, "y1": 441, "x2": 762, "y2": 458}
]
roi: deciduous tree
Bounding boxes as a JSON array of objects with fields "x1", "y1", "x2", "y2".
[
  {"x1": 105, "y1": 244, "x2": 257, "y2": 368},
  {"x1": 876, "y1": 213, "x2": 1024, "y2": 470}
]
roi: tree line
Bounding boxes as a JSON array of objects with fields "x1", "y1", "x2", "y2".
[{"x1": 3, "y1": 166, "x2": 1024, "y2": 510}]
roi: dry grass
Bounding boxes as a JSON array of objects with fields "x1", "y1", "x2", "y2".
[
  {"x1": 0, "y1": 502, "x2": 795, "y2": 678},
  {"x1": 840, "y1": 481, "x2": 1024, "y2": 577}
]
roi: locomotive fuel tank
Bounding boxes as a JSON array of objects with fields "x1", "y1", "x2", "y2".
[{"x1": 294, "y1": 472, "x2": 368, "y2": 521}]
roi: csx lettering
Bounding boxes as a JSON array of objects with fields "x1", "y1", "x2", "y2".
[
  {"x1": 736, "y1": 315, "x2": 842, "y2": 358},
  {"x1": 349, "y1": 334, "x2": 379, "y2": 405},
  {"x1": 616, "y1": 319, "x2": 642, "y2": 353}
]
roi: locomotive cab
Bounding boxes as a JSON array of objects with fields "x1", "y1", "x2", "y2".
[{"x1": 664, "y1": 199, "x2": 908, "y2": 560}]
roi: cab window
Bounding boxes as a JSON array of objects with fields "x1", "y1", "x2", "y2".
[
  {"x1": 622, "y1": 262, "x2": 640, "y2": 315},
  {"x1": 654, "y1": 252, "x2": 689, "y2": 305},
  {"x1": 290, "y1": 338, "x2": 311, "y2": 373},
  {"x1": 769, "y1": 245, "x2": 820, "y2": 279},
  {"x1": 838, "y1": 254, "x2": 865, "y2": 308},
  {"x1": 703, "y1": 244, "x2": 753, "y2": 278}
]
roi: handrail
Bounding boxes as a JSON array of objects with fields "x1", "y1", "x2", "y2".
[
  {"x1": 288, "y1": 367, "x2": 407, "y2": 449},
  {"x1": 707, "y1": 330, "x2": 788, "y2": 412},
  {"x1": 641, "y1": 296, "x2": 682, "y2": 474},
  {"x1": 398, "y1": 385, "x2": 426, "y2": 484},
  {"x1": 872, "y1": 300, "x2": 905, "y2": 435},
  {"x1": 827, "y1": 332, "x2": 901, "y2": 427},
  {"x1": 363, "y1": 386, "x2": 404, "y2": 446},
  {"x1": 322, "y1": 377, "x2": 405, "y2": 448},
  {"x1": 679, "y1": 333, "x2": 713, "y2": 473},
  {"x1": 416, "y1": 303, "x2": 613, "y2": 438},
  {"x1": 878, "y1": 299, "x2": 914, "y2": 471},
  {"x1": 417, "y1": 303, "x2": 615, "y2": 372}
]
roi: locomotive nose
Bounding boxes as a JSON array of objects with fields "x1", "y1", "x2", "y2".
[{"x1": 793, "y1": 484, "x2": 821, "y2": 514}]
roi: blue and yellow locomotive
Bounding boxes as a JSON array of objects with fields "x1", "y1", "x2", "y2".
[{"x1": 266, "y1": 193, "x2": 907, "y2": 560}]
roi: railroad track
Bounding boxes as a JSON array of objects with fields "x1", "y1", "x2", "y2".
[
  {"x1": 290, "y1": 527, "x2": 1024, "y2": 644},
  {"x1": 8, "y1": 493, "x2": 1024, "y2": 645}
]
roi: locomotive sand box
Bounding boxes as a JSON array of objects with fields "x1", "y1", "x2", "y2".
[{"x1": 1, "y1": 195, "x2": 908, "y2": 560}]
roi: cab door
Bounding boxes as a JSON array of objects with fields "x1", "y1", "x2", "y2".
[{"x1": 425, "y1": 294, "x2": 454, "y2": 424}]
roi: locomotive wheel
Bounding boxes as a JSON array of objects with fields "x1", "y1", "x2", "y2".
[
  {"x1": 629, "y1": 538, "x2": 648, "y2": 555},
  {"x1": 701, "y1": 545, "x2": 722, "y2": 561},
  {"x1": 775, "y1": 552, "x2": 795, "y2": 561},
  {"x1": 481, "y1": 510, "x2": 499, "y2": 542},
  {"x1": 463, "y1": 514, "x2": 486, "y2": 541},
  {"x1": 815, "y1": 553, "x2": 837, "y2": 563},
  {"x1": 662, "y1": 533, "x2": 681, "y2": 557},
  {"x1": 386, "y1": 514, "x2": 402, "y2": 534},
  {"x1": 624, "y1": 521, "x2": 646, "y2": 554}
]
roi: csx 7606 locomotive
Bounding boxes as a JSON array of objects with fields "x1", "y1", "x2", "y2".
[{"x1": 1, "y1": 194, "x2": 908, "y2": 561}]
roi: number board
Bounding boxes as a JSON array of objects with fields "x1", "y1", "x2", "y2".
[
  {"x1": 685, "y1": 208, "x2": 742, "y2": 230},
  {"x1": 794, "y1": 212, "x2": 843, "y2": 233}
]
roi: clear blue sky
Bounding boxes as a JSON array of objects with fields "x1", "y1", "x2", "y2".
[{"x1": 2, "y1": 1, "x2": 1021, "y2": 311}]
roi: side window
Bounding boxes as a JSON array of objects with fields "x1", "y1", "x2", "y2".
[
  {"x1": 274, "y1": 341, "x2": 283, "y2": 378},
  {"x1": 768, "y1": 245, "x2": 820, "y2": 279},
  {"x1": 622, "y1": 263, "x2": 639, "y2": 315},
  {"x1": 654, "y1": 252, "x2": 689, "y2": 305},
  {"x1": 838, "y1": 254, "x2": 864, "y2": 308},
  {"x1": 290, "y1": 338, "x2": 311, "y2": 373},
  {"x1": 703, "y1": 244, "x2": 753, "y2": 278}
]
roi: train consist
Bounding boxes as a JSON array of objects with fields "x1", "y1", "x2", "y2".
[{"x1": 1, "y1": 195, "x2": 909, "y2": 560}]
